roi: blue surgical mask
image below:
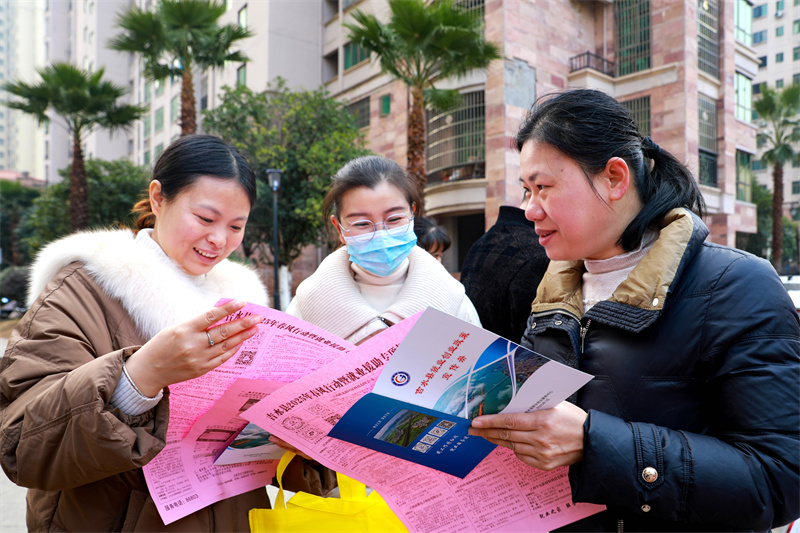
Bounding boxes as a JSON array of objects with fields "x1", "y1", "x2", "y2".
[{"x1": 344, "y1": 222, "x2": 417, "y2": 277}]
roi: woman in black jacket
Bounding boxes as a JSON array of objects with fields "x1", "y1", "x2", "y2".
[{"x1": 469, "y1": 89, "x2": 800, "y2": 532}]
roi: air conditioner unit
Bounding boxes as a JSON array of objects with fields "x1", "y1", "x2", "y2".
[{"x1": 776, "y1": 10, "x2": 784, "y2": 18}]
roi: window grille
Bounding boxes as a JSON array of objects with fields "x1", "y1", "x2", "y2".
[
  {"x1": 698, "y1": 95, "x2": 718, "y2": 154},
  {"x1": 347, "y1": 97, "x2": 370, "y2": 129},
  {"x1": 698, "y1": 0, "x2": 720, "y2": 78},
  {"x1": 614, "y1": 0, "x2": 651, "y2": 76},
  {"x1": 735, "y1": 72, "x2": 752, "y2": 122},
  {"x1": 621, "y1": 96, "x2": 650, "y2": 136},
  {"x1": 736, "y1": 150, "x2": 753, "y2": 202},
  {"x1": 344, "y1": 42, "x2": 369, "y2": 70},
  {"x1": 426, "y1": 91, "x2": 485, "y2": 181},
  {"x1": 699, "y1": 150, "x2": 718, "y2": 186}
]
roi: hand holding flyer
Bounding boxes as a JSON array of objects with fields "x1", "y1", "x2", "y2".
[
  {"x1": 244, "y1": 309, "x2": 605, "y2": 532},
  {"x1": 328, "y1": 307, "x2": 593, "y2": 477}
]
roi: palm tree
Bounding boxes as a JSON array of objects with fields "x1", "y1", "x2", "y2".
[
  {"x1": 753, "y1": 83, "x2": 800, "y2": 269},
  {"x1": 109, "y1": 0, "x2": 252, "y2": 136},
  {"x1": 346, "y1": 0, "x2": 501, "y2": 198},
  {"x1": 2, "y1": 62, "x2": 145, "y2": 231}
]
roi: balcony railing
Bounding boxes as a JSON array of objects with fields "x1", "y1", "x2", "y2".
[{"x1": 569, "y1": 51, "x2": 615, "y2": 77}]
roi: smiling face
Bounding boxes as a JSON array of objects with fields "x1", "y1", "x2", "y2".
[
  {"x1": 330, "y1": 181, "x2": 414, "y2": 245},
  {"x1": 519, "y1": 140, "x2": 640, "y2": 261},
  {"x1": 150, "y1": 175, "x2": 251, "y2": 276}
]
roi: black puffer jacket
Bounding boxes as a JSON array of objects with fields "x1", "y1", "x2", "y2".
[{"x1": 521, "y1": 208, "x2": 800, "y2": 532}]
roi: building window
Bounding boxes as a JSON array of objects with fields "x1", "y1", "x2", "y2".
[
  {"x1": 155, "y1": 79, "x2": 164, "y2": 96},
  {"x1": 753, "y1": 82, "x2": 762, "y2": 94},
  {"x1": 794, "y1": 73, "x2": 800, "y2": 85},
  {"x1": 777, "y1": 26, "x2": 784, "y2": 37},
  {"x1": 753, "y1": 3, "x2": 767, "y2": 17},
  {"x1": 343, "y1": 42, "x2": 369, "y2": 70},
  {"x1": 735, "y1": 73, "x2": 753, "y2": 122},
  {"x1": 793, "y1": 181, "x2": 800, "y2": 195},
  {"x1": 144, "y1": 150, "x2": 151, "y2": 165},
  {"x1": 698, "y1": 95, "x2": 718, "y2": 186},
  {"x1": 794, "y1": 19, "x2": 800, "y2": 33},
  {"x1": 753, "y1": 29, "x2": 767, "y2": 43},
  {"x1": 380, "y1": 94, "x2": 391, "y2": 117},
  {"x1": 155, "y1": 107, "x2": 164, "y2": 132},
  {"x1": 621, "y1": 96, "x2": 651, "y2": 136},
  {"x1": 347, "y1": 97, "x2": 370, "y2": 129},
  {"x1": 155, "y1": 143, "x2": 164, "y2": 159},
  {"x1": 777, "y1": 78, "x2": 785, "y2": 88},
  {"x1": 238, "y1": 5, "x2": 247, "y2": 28},
  {"x1": 614, "y1": 0, "x2": 651, "y2": 76},
  {"x1": 171, "y1": 95, "x2": 179, "y2": 123},
  {"x1": 237, "y1": 64, "x2": 246, "y2": 86},
  {"x1": 698, "y1": 0, "x2": 720, "y2": 78},
  {"x1": 777, "y1": 0, "x2": 784, "y2": 10},
  {"x1": 736, "y1": 151, "x2": 753, "y2": 201},
  {"x1": 795, "y1": 46, "x2": 800, "y2": 60},
  {"x1": 752, "y1": 158, "x2": 765, "y2": 170},
  {"x1": 427, "y1": 90, "x2": 486, "y2": 183},
  {"x1": 758, "y1": 55, "x2": 767, "y2": 67},
  {"x1": 143, "y1": 115, "x2": 151, "y2": 138}
]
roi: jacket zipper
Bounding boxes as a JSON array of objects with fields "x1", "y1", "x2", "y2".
[
  {"x1": 617, "y1": 518, "x2": 624, "y2": 532},
  {"x1": 580, "y1": 318, "x2": 592, "y2": 354}
]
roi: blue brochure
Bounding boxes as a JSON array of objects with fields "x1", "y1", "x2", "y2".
[{"x1": 328, "y1": 308, "x2": 593, "y2": 478}]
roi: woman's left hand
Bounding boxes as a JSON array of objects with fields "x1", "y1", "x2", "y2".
[
  {"x1": 269, "y1": 435, "x2": 314, "y2": 461},
  {"x1": 468, "y1": 401, "x2": 588, "y2": 470}
]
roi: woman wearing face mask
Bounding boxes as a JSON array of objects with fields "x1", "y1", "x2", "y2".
[{"x1": 286, "y1": 155, "x2": 480, "y2": 344}]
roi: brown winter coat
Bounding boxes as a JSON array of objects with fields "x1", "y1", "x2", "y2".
[{"x1": 0, "y1": 230, "x2": 334, "y2": 531}]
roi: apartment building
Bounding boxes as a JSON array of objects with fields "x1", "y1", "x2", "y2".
[
  {"x1": 27, "y1": 0, "x2": 763, "y2": 278},
  {"x1": 41, "y1": 0, "x2": 132, "y2": 185},
  {"x1": 131, "y1": 0, "x2": 323, "y2": 166},
  {"x1": 323, "y1": 0, "x2": 759, "y2": 271},
  {"x1": 750, "y1": 0, "x2": 800, "y2": 218}
]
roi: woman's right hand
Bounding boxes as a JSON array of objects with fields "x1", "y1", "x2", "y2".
[{"x1": 123, "y1": 299, "x2": 263, "y2": 397}]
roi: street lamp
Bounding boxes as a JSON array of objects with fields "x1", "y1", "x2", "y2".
[{"x1": 266, "y1": 169, "x2": 282, "y2": 310}]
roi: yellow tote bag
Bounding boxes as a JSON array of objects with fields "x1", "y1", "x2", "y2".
[{"x1": 249, "y1": 451, "x2": 408, "y2": 533}]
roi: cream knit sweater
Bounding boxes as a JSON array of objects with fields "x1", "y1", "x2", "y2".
[{"x1": 287, "y1": 247, "x2": 480, "y2": 344}]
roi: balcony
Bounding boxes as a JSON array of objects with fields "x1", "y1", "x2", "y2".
[{"x1": 569, "y1": 51, "x2": 615, "y2": 76}]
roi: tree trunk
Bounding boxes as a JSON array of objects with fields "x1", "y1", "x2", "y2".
[
  {"x1": 70, "y1": 133, "x2": 89, "y2": 231},
  {"x1": 407, "y1": 85, "x2": 427, "y2": 214},
  {"x1": 180, "y1": 67, "x2": 197, "y2": 136},
  {"x1": 9, "y1": 209, "x2": 19, "y2": 265},
  {"x1": 772, "y1": 162, "x2": 784, "y2": 270}
]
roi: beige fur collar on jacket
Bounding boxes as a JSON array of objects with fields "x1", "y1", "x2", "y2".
[{"x1": 26, "y1": 228, "x2": 268, "y2": 339}]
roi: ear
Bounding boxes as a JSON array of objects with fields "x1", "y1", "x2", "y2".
[
  {"x1": 149, "y1": 180, "x2": 164, "y2": 217},
  {"x1": 602, "y1": 157, "x2": 631, "y2": 202},
  {"x1": 331, "y1": 215, "x2": 346, "y2": 246}
]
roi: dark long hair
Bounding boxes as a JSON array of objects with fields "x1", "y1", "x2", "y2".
[
  {"x1": 323, "y1": 155, "x2": 423, "y2": 220},
  {"x1": 133, "y1": 134, "x2": 257, "y2": 230},
  {"x1": 514, "y1": 89, "x2": 705, "y2": 251}
]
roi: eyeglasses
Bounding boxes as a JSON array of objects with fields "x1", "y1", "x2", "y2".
[{"x1": 340, "y1": 214, "x2": 414, "y2": 242}]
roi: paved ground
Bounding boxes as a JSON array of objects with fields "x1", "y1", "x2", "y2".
[{"x1": 0, "y1": 327, "x2": 27, "y2": 533}]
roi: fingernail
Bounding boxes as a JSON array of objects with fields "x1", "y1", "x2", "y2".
[
  {"x1": 251, "y1": 315, "x2": 264, "y2": 324},
  {"x1": 233, "y1": 299, "x2": 246, "y2": 307},
  {"x1": 471, "y1": 419, "x2": 483, "y2": 428}
]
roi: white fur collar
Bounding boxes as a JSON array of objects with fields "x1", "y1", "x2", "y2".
[{"x1": 27, "y1": 229, "x2": 268, "y2": 339}]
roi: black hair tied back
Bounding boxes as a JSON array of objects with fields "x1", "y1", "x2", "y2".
[{"x1": 642, "y1": 136, "x2": 661, "y2": 159}]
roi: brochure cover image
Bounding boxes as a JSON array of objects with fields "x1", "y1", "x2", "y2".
[{"x1": 328, "y1": 308, "x2": 593, "y2": 478}]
